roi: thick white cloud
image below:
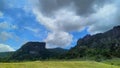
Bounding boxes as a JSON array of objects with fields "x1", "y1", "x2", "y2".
[
  {"x1": 29, "y1": 0, "x2": 120, "y2": 48},
  {"x1": 33, "y1": 8, "x2": 85, "y2": 32},
  {"x1": 45, "y1": 31, "x2": 73, "y2": 48},
  {"x1": 0, "y1": 44, "x2": 15, "y2": 52},
  {"x1": 33, "y1": 6, "x2": 83, "y2": 48},
  {"x1": 87, "y1": 4, "x2": 119, "y2": 34}
]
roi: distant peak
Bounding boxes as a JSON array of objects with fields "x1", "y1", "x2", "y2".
[
  {"x1": 22, "y1": 42, "x2": 46, "y2": 50},
  {"x1": 83, "y1": 34, "x2": 91, "y2": 41},
  {"x1": 25, "y1": 42, "x2": 46, "y2": 45},
  {"x1": 113, "y1": 25, "x2": 120, "y2": 30},
  {"x1": 84, "y1": 34, "x2": 91, "y2": 38}
]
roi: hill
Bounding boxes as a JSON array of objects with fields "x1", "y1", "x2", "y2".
[
  {"x1": 0, "y1": 52, "x2": 14, "y2": 62},
  {"x1": 0, "y1": 52, "x2": 14, "y2": 58},
  {"x1": 66, "y1": 26, "x2": 120, "y2": 60},
  {"x1": 9, "y1": 42, "x2": 67, "y2": 61}
]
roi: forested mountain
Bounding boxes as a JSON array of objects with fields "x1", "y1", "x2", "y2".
[
  {"x1": 9, "y1": 42, "x2": 68, "y2": 61},
  {"x1": 66, "y1": 26, "x2": 120, "y2": 60}
]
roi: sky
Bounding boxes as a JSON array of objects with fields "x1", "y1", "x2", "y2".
[{"x1": 0, "y1": 0, "x2": 120, "y2": 52}]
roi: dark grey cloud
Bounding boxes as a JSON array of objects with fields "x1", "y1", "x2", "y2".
[
  {"x1": 38, "y1": 0, "x2": 72, "y2": 16},
  {"x1": 38, "y1": 0, "x2": 113, "y2": 16},
  {"x1": 74, "y1": 0, "x2": 113, "y2": 16},
  {"x1": 73, "y1": 0, "x2": 95, "y2": 16}
]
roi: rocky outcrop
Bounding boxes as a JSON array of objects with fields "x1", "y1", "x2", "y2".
[
  {"x1": 9, "y1": 42, "x2": 67, "y2": 61},
  {"x1": 20, "y1": 42, "x2": 46, "y2": 54},
  {"x1": 10, "y1": 42, "x2": 50, "y2": 60}
]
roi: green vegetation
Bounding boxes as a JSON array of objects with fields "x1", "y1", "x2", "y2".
[
  {"x1": 0, "y1": 61, "x2": 120, "y2": 68},
  {"x1": 0, "y1": 52, "x2": 14, "y2": 58},
  {"x1": 0, "y1": 52, "x2": 14, "y2": 62}
]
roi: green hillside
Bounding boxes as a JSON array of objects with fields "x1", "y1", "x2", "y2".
[
  {"x1": 0, "y1": 61, "x2": 119, "y2": 68},
  {"x1": 0, "y1": 52, "x2": 14, "y2": 58}
]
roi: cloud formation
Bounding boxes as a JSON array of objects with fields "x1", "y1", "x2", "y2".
[
  {"x1": 45, "y1": 31, "x2": 73, "y2": 48},
  {"x1": 24, "y1": 26, "x2": 40, "y2": 33},
  {"x1": 0, "y1": 22, "x2": 18, "y2": 42},
  {"x1": 29, "y1": 0, "x2": 120, "y2": 48},
  {"x1": 33, "y1": 5, "x2": 79, "y2": 48},
  {"x1": 0, "y1": 22, "x2": 17, "y2": 30},
  {"x1": 87, "y1": 3, "x2": 119, "y2": 34},
  {"x1": 0, "y1": 0, "x2": 119, "y2": 49},
  {"x1": 0, "y1": 44, "x2": 15, "y2": 52},
  {"x1": 0, "y1": 11, "x2": 3, "y2": 17},
  {"x1": 36, "y1": 0, "x2": 111, "y2": 16},
  {"x1": 0, "y1": 31, "x2": 13, "y2": 42}
]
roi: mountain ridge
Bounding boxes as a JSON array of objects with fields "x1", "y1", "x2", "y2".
[{"x1": 66, "y1": 25, "x2": 120, "y2": 60}]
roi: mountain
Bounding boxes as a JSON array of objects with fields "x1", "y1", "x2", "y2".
[
  {"x1": 9, "y1": 42, "x2": 67, "y2": 61},
  {"x1": 10, "y1": 42, "x2": 49, "y2": 61},
  {"x1": 66, "y1": 26, "x2": 120, "y2": 60}
]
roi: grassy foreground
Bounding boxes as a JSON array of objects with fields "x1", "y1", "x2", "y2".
[
  {"x1": 102, "y1": 58, "x2": 120, "y2": 66},
  {"x1": 0, "y1": 61, "x2": 120, "y2": 68}
]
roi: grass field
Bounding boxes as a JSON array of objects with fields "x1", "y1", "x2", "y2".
[
  {"x1": 0, "y1": 61, "x2": 120, "y2": 68},
  {"x1": 102, "y1": 58, "x2": 120, "y2": 66}
]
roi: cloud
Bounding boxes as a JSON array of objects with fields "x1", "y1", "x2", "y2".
[
  {"x1": 0, "y1": 11, "x2": 3, "y2": 17},
  {"x1": 87, "y1": 4, "x2": 119, "y2": 34},
  {"x1": 0, "y1": 22, "x2": 17, "y2": 30},
  {"x1": 0, "y1": 44, "x2": 15, "y2": 52},
  {"x1": 45, "y1": 31, "x2": 73, "y2": 48},
  {"x1": 24, "y1": 26, "x2": 40, "y2": 33},
  {"x1": 0, "y1": 22, "x2": 18, "y2": 41},
  {"x1": 33, "y1": 8, "x2": 85, "y2": 32},
  {"x1": 0, "y1": 31, "x2": 13, "y2": 42},
  {"x1": 0, "y1": 31, "x2": 20, "y2": 43},
  {"x1": 0, "y1": 19, "x2": 18, "y2": 43},
  {"x1": 36, "y1": 0, "x2": 112, "y2": 16},
  {"x1": 29, "y1": 0, "x2": 120, "y2": 48},
  {"x1": 33, "y1": 5, "x2": 83, "y2": 48}
]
